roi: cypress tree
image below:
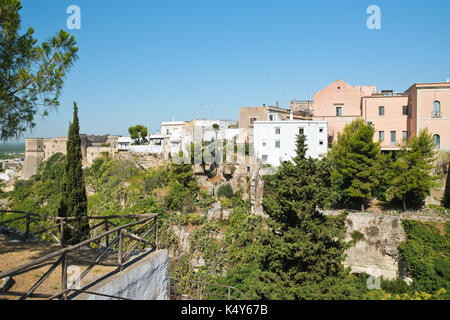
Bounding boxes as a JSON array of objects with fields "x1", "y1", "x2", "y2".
[
  {"x1": 259, "y1": 134, "x2": 353, "y2": 299},
  {"x1": 58, "y1": 102, "x2": 90, "y2": 245}
]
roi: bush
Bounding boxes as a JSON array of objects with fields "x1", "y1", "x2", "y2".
[
  {"x1": 399, "y1": 220, "x2": 450, "y2": 293},
  {"x1": 220, "y1": 197, "x2": 233, "y2": 209},
  {"x1": 217, "y1": 183, "x2": 233, "y2": 199},
  {"x1": 381, "y1": 278, "x2": 409, "y2": 294},
  {"x1": 351, "y1": 230, "x2": 365, "y2": 243},
  {"x1": 198, "y1": 188, "x2": 215, "y2": 209}
]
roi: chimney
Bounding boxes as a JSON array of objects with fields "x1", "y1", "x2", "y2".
[
  {"x1": 290, "y1": 110, "x2": 293, "y2": 121},
  {"x1": 276, "y1": 101, "x2": 279, "y2": 108}
]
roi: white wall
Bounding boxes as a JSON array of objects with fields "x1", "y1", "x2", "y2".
[
  {"x1": 129, "y1": 145, "x2": 164, "y2": 154},
  {"x1": 253, "y1": 120, "x2": 328, "y2": 167},
  {"x1": 74, "y1": 250, "x2": 169, "y2": 300}
]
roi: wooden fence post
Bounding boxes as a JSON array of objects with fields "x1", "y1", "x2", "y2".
[
  {"x1": 118, "y1": 230, "x2": 122, "y2": 271},
  {"x1": 59, "y1": 218, "x2": 65, "y2": 246},
  {"x1": 105, "y1": 219, "x2": 109, "y2": 247},
  {"x1": 196, "y1": 280, "x2": 200, "y2": 300},
  {"x1": 25, "y1": 214, "x2": 30, "y2": 239},
  {"x1": 155, "y1": 216, "x2": 158, "y2": 250},
  {"x1": 61, "y1": 253, "x2": 68, "y2": 300}
]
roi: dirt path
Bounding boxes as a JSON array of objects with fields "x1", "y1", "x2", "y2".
[{"x1": 0, "y1": 240, "x2": 117, "y2": 300}]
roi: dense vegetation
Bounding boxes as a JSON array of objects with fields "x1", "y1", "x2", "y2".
[
  {"x1": 2, "y1": 118, "x2": 449, "y2": 300},
  {"x1": 328, "y1": 120, "x2": 440, "y2": 210}
]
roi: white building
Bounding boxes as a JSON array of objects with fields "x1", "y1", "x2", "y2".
[
  {"x1": 161, "y1": 119, "x2": 238, "y2": 154},
  {"x1": 161, "y1": 120, "x2": 185, "y2": 153},
  {"x1": 253, "y1": 120, "x2": 328, "y2": 167},
  {"x1": 118, "y1": 137, "x2": 132, "y2": 151}
]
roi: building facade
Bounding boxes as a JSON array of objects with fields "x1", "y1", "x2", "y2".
[
  {"x1": 238, "y1": 105, "x2": 311, "y2": 144},
  {"x1": 253, "y1": 120, "x2": 328, "y2": 167},
  {"x1": 22, "y1": 135, "x2": 120, "y2": 180},
  {"x1": 314, "y1": 79, "x2": 450, "y2": 150}
]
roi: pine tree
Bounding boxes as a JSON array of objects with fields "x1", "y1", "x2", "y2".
[
  {"x1": 259, "y1": 134, "x2": 353, "y2": 299},
  {"x1": 386, "y1": 129, "x2": 437, "y2": 211},
  {"x1": 0, "y1": 0, "x2": 78, "y2": 140},
  {"x1": 328, "y1": 119, "x2": 382, "y2": 208},
  {"x1": 444, "y1": 169, "x2": 450, "y2": 209},
  {"x1": 58, "y1": 102, "x2": 90, "y2": 245}
]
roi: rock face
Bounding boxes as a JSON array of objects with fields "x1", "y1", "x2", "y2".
[{"x1": 343, "y1": 212, "x2": 406, "y2": 280}]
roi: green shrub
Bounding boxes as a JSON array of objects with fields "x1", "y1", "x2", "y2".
[
  {"x1": 381, "y1": 278, "x2": 409, "y2": 294},
  {"x1": 351, "y1": 230, "x2": 365, "y2": 243},
  {"x1": 198, "y1": 189, "x2": 215, "y2": 209},
  {"x1": 220, "y1": 197, "x2": 233, "y2": 209},
  {"x1": 217, "y1": 183, "x2": 233, "y2": 199},
  {"x1": 399, "y1": 220, "x2": 450, "y2": 293}
]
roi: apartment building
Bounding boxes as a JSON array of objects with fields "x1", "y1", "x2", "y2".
[
  {"x1": 253, "y1": 120, "x2": 328, "y2": 167},
  {"x1": 161, "y1": 119, "x2": 238, "y2": 154},
  {"x1": 314, "y1": 79, "x2": 450, "y2": 150},
  {"x1": 238, "y1": 104, "x2": 311, "y2": 144}
]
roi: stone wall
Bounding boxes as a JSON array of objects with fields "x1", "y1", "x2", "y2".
[
  {"x1": 342, "y1": 212, "x2": 405, "y2": 280},
  {"x1": 321, "y1": 210, "x2": 448, "y2": 280}
]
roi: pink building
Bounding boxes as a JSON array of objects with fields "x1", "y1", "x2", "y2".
[{"x1": 314, "y1": 79, "x2": 450, "y2": 150}]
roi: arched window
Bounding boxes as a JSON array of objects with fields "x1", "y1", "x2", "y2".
[
  {"x1": 433, "y1": 134, "x2": 440, "y2": 149},
  {"x1": 433, "y1": 101, "x2": 441, "y2": 117}
]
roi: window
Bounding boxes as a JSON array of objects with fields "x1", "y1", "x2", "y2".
[
  {"x1": 249, "y1": 117, "x2": 257, "y2": 125},
  {"x1": 319, "y1": 141, "x2": 324, "y2": 146},
  {"x1": 262, "y1": 141, "x2": 266, "y2": 147},
  {"x1": 379, "y1": 106, "x2": 385, "y2": 116},
  {"x1": 166, "y1": 129, "x2": 169, "y2": 134},
  {"x1": 319, "y1": 128, "x2": 324, "y2": 133},
  {"x1": 433, "y1": 101, "x2": 441, "y2": 117},
  {"x1": 275, "y1": 140, "x2": 280, "y2": 148},
  {"x1": 433, "y1": 134, "x2": 440, "y2": 149},
  {"x1": 402, "y1": 106, "x2": 408, "y2": 115},
  {"x1": 402, "y1": 131, "x2": 408, "y2": 141},
  {"x1": 299, "y1": 128, "x2": 304, "y2": 135},
  {"x1": 390, "y1": 131, "x2": 396, "y2": 145},
  {"x1": 379, "y1": 131, "x2": 384, "y2": 142},
  {"x1": 275, "y1": 127, "x2": 281, "y2": 134},
  {"x1": 336, "y1": 106, "x2": 343, "y2": 117},
  {"x1": 262, "y1": 155, "x2": 268, "y2": 162}
]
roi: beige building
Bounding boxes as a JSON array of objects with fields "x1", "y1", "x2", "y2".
[
  {"x1": 238, "y1": 104, "x2": 311, "y2": 143},
  {"x1": 22, "y1": 135, "x2": 120, "y2": 180}
]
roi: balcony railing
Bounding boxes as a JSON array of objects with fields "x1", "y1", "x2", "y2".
[{"x1": 432, "y1": 111, "x2": 442, "y2": 118}]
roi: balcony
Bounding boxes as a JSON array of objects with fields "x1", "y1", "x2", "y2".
[{"x1": 431, "y1": 111, "x2": 442, "y2": 118}]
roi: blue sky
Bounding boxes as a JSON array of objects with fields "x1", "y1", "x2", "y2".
[{"x1": 11, "y1": 0, "x2": 450, "y2": 141}]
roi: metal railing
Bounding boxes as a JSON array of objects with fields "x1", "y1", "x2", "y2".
[{"x1": 0, "y1": 210, "x2": 158, "y2": 300}]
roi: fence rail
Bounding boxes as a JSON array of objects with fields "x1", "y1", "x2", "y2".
[
  {"x1": 0, "y1": 210, "x2": 158, "y2": 300},
  {"x1": 169, "y1": 277, "x2": 249, "y2": 300}
]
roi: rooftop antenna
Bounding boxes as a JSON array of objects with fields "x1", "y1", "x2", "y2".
[{"x1": 305, "y1": 89, "x2": 311, "y2": 100}]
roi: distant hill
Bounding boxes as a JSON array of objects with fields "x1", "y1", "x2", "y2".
[{"x1": 0, "y1": 144, "x2": 25, "y2": 154}]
